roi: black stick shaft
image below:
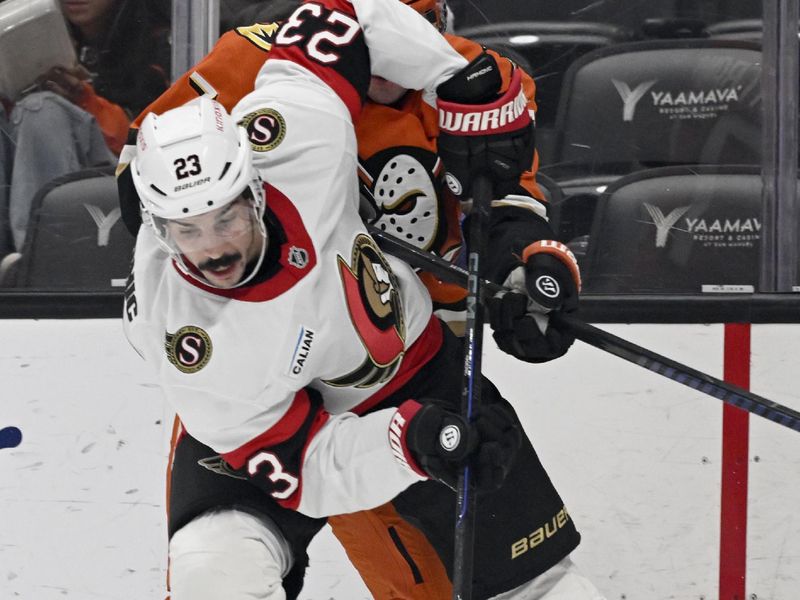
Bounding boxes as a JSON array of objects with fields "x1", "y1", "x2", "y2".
[
  {"x1": 369, "y1": 226, "x2": 800, "y2": 434},
  {"x1": 452, "y1": 175, "x2": 493, "y2": 599}
]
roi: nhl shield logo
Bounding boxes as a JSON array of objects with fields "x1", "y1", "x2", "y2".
[
  {"x1": 165, "y1": 326, "x2": 212, "y2": 373},
  {"x1": 288, "y1": 246, "x2": 309, "y2": 269}
]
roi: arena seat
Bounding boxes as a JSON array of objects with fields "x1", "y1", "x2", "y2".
[
  {"x1": 704, "y1": 19, "x2": 763, "y2": 40},
  {"x1": 546, "y1": 39, "x2": 762, "y2": 181},
  {"x1": 0, "y1": 250, "x2": 21, "y2": 286},
  {"x1": 705, "y1": 18, "x2": 800, "y2": 42},
  {"x1": 581, "y1": 165, "x2": 774, "y2": 294},
  {"x1": 537, "y1": 39, "x2": 763, "y2": 245},
  {"x1": 534, "y1": 170, "x2": 563, "y2": 209},
  {"x1": 456, "y1": 21, "x2": 634, "y2": 162},
  {"x1": 450, "y1": 1, "x2": 679, "y2": 36},
  {"x1": 2, "y1": 166, "x2": 134, "y2": 290}
]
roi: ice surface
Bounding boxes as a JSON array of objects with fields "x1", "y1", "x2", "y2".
[{"x1": 2, "y1": 319, "x2": 798, "y2": 599}]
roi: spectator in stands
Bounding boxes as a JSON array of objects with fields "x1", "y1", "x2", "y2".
[{"x1": 0, "y1": 0, "x2": 169, "y2": 256}]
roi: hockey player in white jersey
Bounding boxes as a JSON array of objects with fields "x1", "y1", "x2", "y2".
[
  {"x1": 127, "y1": 100, "x2": 521, "y2": 595},
  {"x1": 123, "y1": 0, "x2": 605, "y2": 598}
]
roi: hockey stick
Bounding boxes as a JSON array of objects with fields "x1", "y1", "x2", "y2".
[
  {"x1": 451, "y1": 174, "x2": 493, "y2": 600},
  {"x1": 369, "y1": 226, "x2": 800, "y2": 434}
]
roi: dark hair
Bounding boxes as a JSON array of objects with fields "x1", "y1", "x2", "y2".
[{"x1": 68, "y1": 0, "x2": 171, "y2": 117}]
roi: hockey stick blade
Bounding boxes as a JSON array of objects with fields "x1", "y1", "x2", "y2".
[{"x1": 369, "y1": 226, "x2": 800, "y2": 434}]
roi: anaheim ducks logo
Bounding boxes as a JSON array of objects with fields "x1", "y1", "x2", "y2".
[
  {"x1": 198, "y1": 455, "x2": 248, "y2": 481},
  {"x1": 165, "y1": 326, "x2": 212, "y2": 374},
  {"x1": 240, "y1": 108, "x2": 286, "y2": 152},
  {"x1": 234, "y1": 21, "x2": 280, "y2": 51},
  {"x1": 359, "y1": 146, "x2": 445, "y2": 255},
  {"x1": 325, "y1": 234, "x2": 406, "y2": 388}
]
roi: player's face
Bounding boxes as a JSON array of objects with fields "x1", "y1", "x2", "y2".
[
  {"x1": 368, "y1": 77, "x2": 408, "y2": 105},
  {"x1": 166, "y1": 197, "x2": 263, "y2": 288}
]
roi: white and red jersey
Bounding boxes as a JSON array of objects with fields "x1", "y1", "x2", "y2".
[{"x1": 124, "y1": 0, "x2": 467, "y2": 518}]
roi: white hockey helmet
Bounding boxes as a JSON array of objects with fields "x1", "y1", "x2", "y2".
[{"x1": 131, "y1": 97, "x2": 267, "y2": 288}]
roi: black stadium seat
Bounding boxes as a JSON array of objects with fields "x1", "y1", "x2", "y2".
[
  {"x1": 581, "y1": 165, "x2": 779, "y2": 294},
  {"x1": 534, "y1": 171, "x2": 563, "y2": 209},
  {"x1": 450, "y1": 0, "x2": 683, "y2": 35},
  {"x1": 705, "y1": 18, "x2": 800, "y2": 42},
  {"x1": 456, "y1": 21, "x2": 634, "y2": 161},
  {"x1": 704, "y1": 19, "x2": 764, "y2": 40},
  {"x1": 546, "y1": 39, "x2": 762, "y2": 180},
  {"x1": 2, "y1": 166, "x2": 134, "y2": 290}
]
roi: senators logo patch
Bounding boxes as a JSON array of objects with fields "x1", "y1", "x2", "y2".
[
  {"x1": 165, "y1": 326, "x2": 212, "y2": 373},
  {"x1": 240, "y1": 108, "x2": 286, "y2": 152},
  {"x1": 326, "y1": 234, "x2": 406, "y2": 389}
]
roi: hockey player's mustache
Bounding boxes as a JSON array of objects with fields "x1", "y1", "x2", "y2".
[{"x1": 198, "y1": 252, "x2": 242, "y2": 271}]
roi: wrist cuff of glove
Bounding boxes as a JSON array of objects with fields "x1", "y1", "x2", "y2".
[
  {"x1": 437, "y1": 68, "x2": 530, "y2": 137},
  {"x1": 389, "y1": 400, "x2": 428, "y2": 478},
  {"x1": 521, "y1": 240, "x2": 582, "y2": 292},
  {"x1": 437, "y1": 52, "x2": 501, "y2": 103}
]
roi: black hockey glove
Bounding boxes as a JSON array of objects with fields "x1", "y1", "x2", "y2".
[
  {"x1": 487, "y1": 240, "x2": 581, "y2": 363},
  {"x1": 390, "y1": 399, "x2": 522, "y2": 492},
  {"x1": 435, "y1": 53, "x2": 535, "y2": 200},
  {"x1": 488, "y1": 291, "x2": 575, "y2": 363}
]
